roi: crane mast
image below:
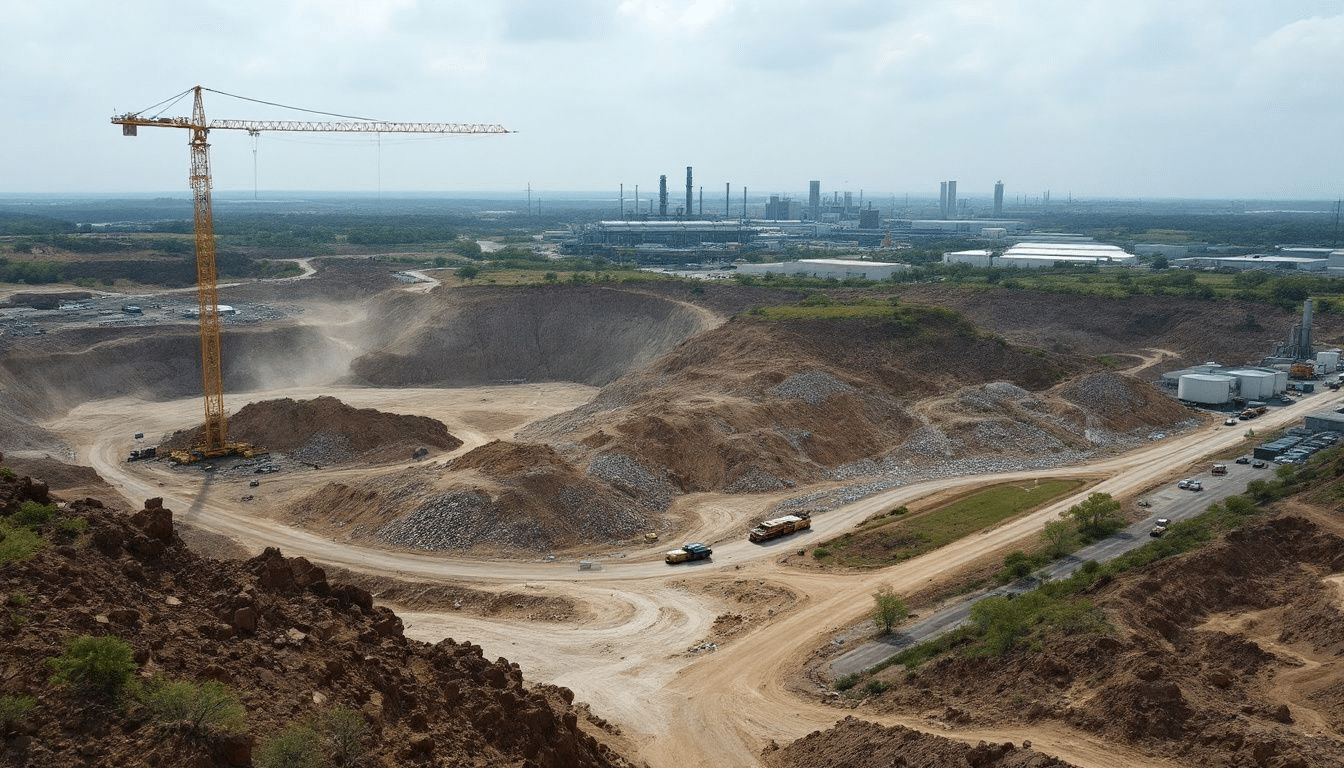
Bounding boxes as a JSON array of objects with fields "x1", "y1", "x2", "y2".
[{"x1": 112, "y1": 86, "x2": 509, "y2": 461}]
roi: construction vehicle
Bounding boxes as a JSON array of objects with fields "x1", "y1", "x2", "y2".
[
  {"x1": 665, "y1": 543, "x2": 713, "y2": 564},
  {"x1": 748, "y1": 513, "x2": 811, "y2": 542},
  {"x1": 127, "y1": 446, "x2": 157, "y2": 462},
  {"x1": 1211, "y1": 463, "x2": 1227, "y2": 475},
  {"x1": 112, "y1": 86, "x2": 508, "y2": 463}
]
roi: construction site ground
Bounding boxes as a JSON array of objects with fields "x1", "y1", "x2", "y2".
[{"x1": 4, "y1": 257, "x2": 1344, "y2": 768}]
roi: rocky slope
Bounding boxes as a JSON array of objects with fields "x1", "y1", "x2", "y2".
[
  {"x1": 822, "y1": 512, "x2": 1344, "y2": 768},
  {"x1": 0, "y1": 460, "x2": 631, "y2": 767}
]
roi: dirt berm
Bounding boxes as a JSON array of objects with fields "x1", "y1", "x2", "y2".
[{"x1": 0, "y1": 464, "x2": 632, "y2": 768}]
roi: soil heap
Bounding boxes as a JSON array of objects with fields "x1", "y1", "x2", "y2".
[
  {"x1": 0, "y1": 460, "x2": 630, "y2": 768},
  {"x1": 162, "y1": 395, "x2": 462, "y2": 465}
]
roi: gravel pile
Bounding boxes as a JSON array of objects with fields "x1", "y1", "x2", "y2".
[
  {"x1": 291, "y1": 430, "x2": 355, "y2": 467},
  {"x1": 586, "y1": 452, "x2": 674, "y2": 510},
  {"x1": 723, "y1": 467, "x2": 794, "y2": 494},
  {"x1": 375, "y1": 491, "x2": 496, "y2": 550},
  {"x1": 773, "y1": 370, "x2": 856, "y2": 405}
]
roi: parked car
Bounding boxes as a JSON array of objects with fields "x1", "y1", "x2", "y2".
[
  {"x1": 1235, "y1": 456, "x2": 1251, "y2": 465},
  {"x1": 1252, "y1": 460, "x2": 1267, "y2": 468},
  {"x1": 1150, "y1": 518, "x2": 1171, "y2": 537},
  {"x1": 1224, "y1": 418, "x2": 1238, "y2": 426},
  {"x1": 1177, "y1": 479, "x2": 1190, "y2": 489},
  {"x1": 1188, "y1": 480, "x2": 1203, "y2": 491}
]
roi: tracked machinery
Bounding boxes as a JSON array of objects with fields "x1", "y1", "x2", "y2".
[{"x1": 112, "y1": 87, "x2": 509, "y2": 464}]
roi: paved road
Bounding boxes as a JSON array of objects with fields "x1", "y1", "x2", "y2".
[{"x1": 828, "y1": 459, "x2": 1278, "y2": 677}]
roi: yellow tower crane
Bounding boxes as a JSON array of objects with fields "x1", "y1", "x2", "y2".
[{"x1": 112, "y1": 85, "x2": 509, "y2": 462}]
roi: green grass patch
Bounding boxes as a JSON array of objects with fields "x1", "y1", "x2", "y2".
[{"x1": 814, "y1": 479, "x2": 1088, "y2": 568}]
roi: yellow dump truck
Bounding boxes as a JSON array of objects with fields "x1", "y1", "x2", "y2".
[{"x1": 748, "y1": 513, "x2": 811, "y2": 543}]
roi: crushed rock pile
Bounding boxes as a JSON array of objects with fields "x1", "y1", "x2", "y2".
[
  {"x1": 163, "y1": 395, "x2": 462, "y2": 465},
  {"x1": 0, "y1": 461, "x2": 631, "y2": 768}
]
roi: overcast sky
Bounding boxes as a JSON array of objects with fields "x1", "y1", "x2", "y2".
[{"x1": 3, "y1": 1, "x2": 1342, "y2": 201}]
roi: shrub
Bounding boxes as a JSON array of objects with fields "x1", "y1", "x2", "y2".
[
  {"x1": 47, "y1": 635, "x2": 137, "y2": 698},
  {"x1": 141, "y1": 677, "x2": 246, "y2": 736},
  {"x1": 254, "y1": 724, "x2": 324, "y2": 768},
  {"x1": 833, "y1": 673, "x2": 859, "y2": 692},
  {"x1": 12, "y1": 501, "x2": 56, "y2": 527},
  {"x1": 863, "y1": 679, "x2": 889, "y2": 696},
  {"x1": 0, "y1": 467, "x2": 14, "y2": 479},
  {"x1": 0, "y1": 695, "x2": 35, "y2": 726},
  {"x1": 0, "y1": 526, "x2": 44, "y2": 564},
  {"x1": 812, "y1": 547, "x2": 831, "y2": 560},
  {"x1": 320, "y1": 707, "x2": 369, "y2": 764}
]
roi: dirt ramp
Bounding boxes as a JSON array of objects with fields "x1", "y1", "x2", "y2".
[
  {"x1": 349, "y1": 285, "x2": 716, "y2": 388},
  {"x1": 165, "y1": 395, "x2": 462, "y2": 465}
]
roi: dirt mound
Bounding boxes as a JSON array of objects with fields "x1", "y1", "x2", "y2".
[
  {"x1": 0, "y1": 470, "x2": 632, "y2": 767},
  {"x1": 523, "y1": 310, "x2": 1182, "y2": 498},
  {"x1": 763, "y1": 716, "x2": 1077, "y2": 767},
  {"x1": 853, "y1": 515, "x2": 1344, "y2": 768},
  {"x1": 283, "y1": 441, "x2": 657, "y2": 554},
  {"x1": 163, "y1": 395, "x2": 462, "y2": 465},
  {"x1": 0, "y1": 455, "x2": 115, "y2": 500}
]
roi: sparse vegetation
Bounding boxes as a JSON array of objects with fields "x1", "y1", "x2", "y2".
[
  {"x1": 140, "y1": 676, "x2": 246, "y2": 737},
  {"x1": 814, "y1": 479, "x2": 1087, "y2": 568},
  {"x1": 254, "y1": 723, "x2": 325, "y2": 768},
  {"x1": 47, "y1": 635, "x2": 137, "y2": 699},
  {"x1": 0, "y1": 695, "x2": 35, "y2": 727}
]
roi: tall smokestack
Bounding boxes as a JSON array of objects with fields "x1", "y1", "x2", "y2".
[
  {"x1": 659, "y1": 175, "x2": 668, "y2": 219},
  {"x1": 685, "y1": 167, "x2": 693, "y2": 221},
  {"x1": 1301, "y1": 299, "x2": 1314, "y2": 360}
]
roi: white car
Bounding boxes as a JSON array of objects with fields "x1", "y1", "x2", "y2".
[{"x1": 1177, "y1": 479, "x2": 1191, "y2": 489}]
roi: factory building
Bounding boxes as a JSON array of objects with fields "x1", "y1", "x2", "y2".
[
  {"x1": 942, "y1": 242, "x2": 1136, "y2": 269},
  {"x1": 1173, "y1": 255, "x2": 1331, "y2": 272},
  {"x1": 735, "y1": 258, "x2": 909, "y2": 281}
]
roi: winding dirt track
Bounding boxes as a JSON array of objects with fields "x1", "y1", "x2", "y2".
[{"x1": 51, "y1": 376, "x2": 1344, "y2": 768}]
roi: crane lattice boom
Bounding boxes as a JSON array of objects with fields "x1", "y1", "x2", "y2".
[{"x1": 112, "y1": 86, "x2": 509, "y2": 460}]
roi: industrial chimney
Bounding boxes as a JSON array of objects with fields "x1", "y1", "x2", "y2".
[
  {"x1": 685, "y1": 167, "x2": 693, "y2": 221},
  {"x1": 658, "y1": 175, "x2": 668, "y2": 219}
]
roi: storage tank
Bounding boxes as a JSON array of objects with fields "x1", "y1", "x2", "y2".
[
  {"x1": 1228, "y1": 370, "x2": 1275, "y2": 400},
  {"x1": 1318, "y1": 350, "x2": 1340, "y2": 373},
  {"x1": 1177, "y1": 374, "x2": 1235, "y2": 405},
  {"x1": 1273, "y1": 370, "x2": 1288, "y2": 393}
]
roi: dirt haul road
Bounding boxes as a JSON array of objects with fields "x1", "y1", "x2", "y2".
[{"x1": 53, "y1": 385, "x2": 1344, "y2": 768}]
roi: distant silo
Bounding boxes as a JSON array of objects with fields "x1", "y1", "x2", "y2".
[{"x1": 1178, "y1": 373, "x2": 1235, "y2": 405}]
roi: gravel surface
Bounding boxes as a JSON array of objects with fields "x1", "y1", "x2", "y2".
[{"x1": 773, "y1": 370, "x2": 856, "y2": 404}]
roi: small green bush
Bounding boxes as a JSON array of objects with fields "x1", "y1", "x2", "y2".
[
  {"x1": 141, "y1": 677, "x2": 246, "y2": 736},
  {"x1": 47, "y1": 635, "x2": 137, "y2": 698},
  {"x1": 0, "y1": 695, "x2": 35, "y2": 726},
  {"x1": 320, "y1": 707, "x2": 369, "y2": 764},
  {"x1": 812, "y1": 547, "x2": 831, "y2": 560},
  {"x1": 12, "y1": 501, "x2": 56, "y2": 527},
  {"x1": 833, "y1": 673, "x2": 860, "y2": 691},
  {"x1": 0, "y1": 467, "x2": 15, "y2": 479},
  {"x1": 254, "y1": 724, "x2": 324, "y2": 768},
  {"x1": 863, "y1": 679, "x2": 889, "y2": 696},
  {"x1": 0, "y1": 526, "x2": 44, "y2": 564}
]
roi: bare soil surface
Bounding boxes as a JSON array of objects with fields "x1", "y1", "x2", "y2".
[{"x1": 6, "y1": 260, "x2": 1344, "y2": 767}]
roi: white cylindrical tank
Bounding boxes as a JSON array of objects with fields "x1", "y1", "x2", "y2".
[
  {"x1": 1274, "y1": 370, "x2": 1288, "y2": 393},
  {"x1": 1317, "y1": 350, "x2": 1340, "y2": 373},
  {"x1": 1178, "y1": 374, "x2": 1235, "y2": 405},
  {"x1": 1229, "y1": 370, "x2": 1275, "y2": 400}
]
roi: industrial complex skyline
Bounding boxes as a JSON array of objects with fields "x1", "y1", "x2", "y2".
[{"x1": 2, "y1": 1, "x2": 1342, "y2": 200}]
